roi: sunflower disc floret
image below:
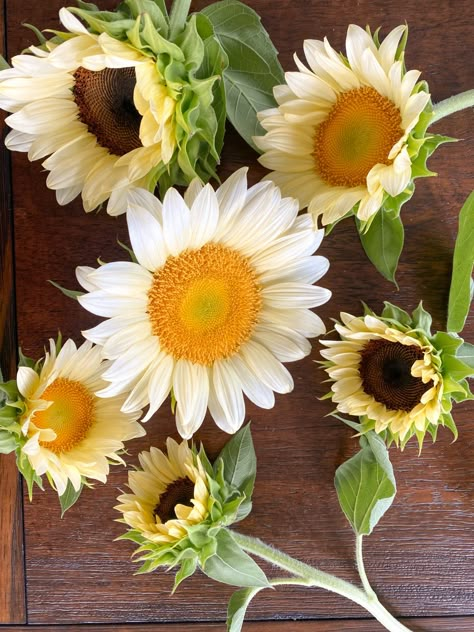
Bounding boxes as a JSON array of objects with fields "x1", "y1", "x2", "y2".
[{"x1": 320, "y1": 302, "x2": 474, "y2": 448}]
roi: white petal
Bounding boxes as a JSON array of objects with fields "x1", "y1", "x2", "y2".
[
  {"x1": 188, "y1": 184, "x2": 219, "y2": 248},
  {"x1": 141, "y1": 353, "x2": 174, "y2": 422},
  {"x1": 82, "y1": 314, "x2": 147, "y2": 346},
  {"x1": 240, "y1": 340, "x2": 294, "y2": 394},
  {"x1": 260, "y1": 307, "x2": 326, "y2": 338},
  {"x1": 101, "y1": 320, "x2": 152, "y2": 359},
  {"x1": 285, "y1": 71, "x2": 336, "y2": 103},
  {"x1": 78, "y1": 291, "x2": 148, "y2": 318},
  {"x1": 184, "y1": 177, "x2": 204, "y2": 208},
  {"x1": 126, "y1": 204, "x2": 167, "y2": 271},
  {"x1": 359, "y1": 49, "x2": 390, "y2": 98},
  {"x1": 126, "y1": 187, "x2": 163, "y2": 222},
  {"x1": 211, "y1": 361, "x2": 245, "y2": 434},
  {"x1": 377, "y1": 26, "x2": 406, "y2": 73},
  {"x1": 173, "y1": 360, "x2": 209, "y2": 438},
  {"x1": 261, "y1": 282, "x2": 331, "y2": 309},
  {"x1": 59, "y1": 7, "x2": 90, "y2": 34},
  {"x1": 102, "y1": 338, "x2": 159, "y2": 383},
  {"x1": 162, "y1": 188, "x2": 191, "y2": 255},
  {"x1": 228, "y1": 355, "x2": 275, "y2": 409},
  {"x1": 17, "y1": 367, "x2": 40, "y2": 398},
  {"x1": 215, "y1": 167, "x2": 248, "y2": 233},
  {"x1": 345, "y1": 25, "x2": 378, "y2": 76},
  {"x1": 88, "y1": 261, "x2": 152, "y2": 295},
  {"x1": 259, "y1": 255, "x2": 329, "y2": 285},
  {"x1": 253, "y1": 324, "x2": 311, "y2": 362},
  {"x1": 75, "y1": 266, "x2": 99, "y2": 292}
]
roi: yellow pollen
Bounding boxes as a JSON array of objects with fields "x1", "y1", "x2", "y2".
[
  {"x1": 314, "y1": 86, "x2": 403, "y2": 188},
  {"x1": 147, "y1": 243, "x2": 262, "y2": 365},
  {"x1": 32, "y1": 378, "x2": 95, "y2": 454}
]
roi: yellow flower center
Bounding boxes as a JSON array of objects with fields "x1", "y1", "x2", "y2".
[
  {"x1": 314, "y1": 86, "x2": 403, "y2": 187},
  {"x1": 147, "y1": 243, "x2": 262, "y2": 365},
  {"x1": 73, "y1": 67, "x2": 142, "y2": 156},
  {"x1": 32, "y1": 378, "x2": 95, "y2": 453}
]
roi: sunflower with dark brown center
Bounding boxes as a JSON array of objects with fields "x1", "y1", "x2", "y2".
[
  {"x1": 115, "y1": 438, "x2": 210, "y2": 544},
  {"x1": 320, "y1": 310, "x2": 443, "y2": 444}
]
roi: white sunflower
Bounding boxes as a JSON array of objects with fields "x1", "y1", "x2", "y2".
[
  {"x1": 255, "y1": 24, "x2": 431, "y2": 227},
  {"x1": 0, "y1": 8, "x2": 177, "y2": 215},
  {"x1": 76, "y1": 168, "x2": 331, "y2": 438},
  {"x1": 17, "y1": 338, "x2": 145, "y2": 496},
  {"x1": 115, "y1": 438, "x2": 210, "y2": 544}
]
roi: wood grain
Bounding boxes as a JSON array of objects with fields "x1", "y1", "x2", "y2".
[
  {"x1": 1, "y1": 0, "x2": 473, "y2": 628},
  {"x1": 0, "y1": 0, "x2": 26, "y2": 623}
]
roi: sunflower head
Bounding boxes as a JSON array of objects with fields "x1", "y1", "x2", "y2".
[
  {"x1": 115, "y1": 425, "x2": 262, "y2": 589},
  {"x1": 254, "y1": 24, "x2": 452, "y2": 273},
  {"x1": 320, "y1": 302, "x2": 474, "y2": 450},
  {"x1": 0, "y1": 3, "x2": 227, "y2": 213},
  {"x1": 0, "y1": 335, "x2": 145, "y2": 509}
]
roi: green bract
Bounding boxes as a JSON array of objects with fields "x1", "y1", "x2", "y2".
[{"x1": 117, "y1": 425, "x2": 269, "y2": 591}]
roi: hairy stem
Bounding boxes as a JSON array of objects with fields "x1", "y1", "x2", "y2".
[{"x1": 431, "y1": 89, "x2": 474, "y2": 124}]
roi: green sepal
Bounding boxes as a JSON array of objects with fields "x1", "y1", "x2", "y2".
[
  {"x1": 172, "y1": 556, "x2": 198, "y2": 592},
  {"x1": 49, "y1": 280, "x2": 84, "y2": 300},
  {"x1": 59, "y1": 479, "x2": 84, "y2": 516},
  {"x1": 16, "y1": 448, "x2": 44, "y2": 501},
  {"x1": 0, "y1": 430, "x2": 18, "y2": 454}
]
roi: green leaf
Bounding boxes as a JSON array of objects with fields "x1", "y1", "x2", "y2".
[
  {"x1": 173, "y1": 556, "x2": 198, "y2": 592},
  {"x1": 202, "y1": 0, "x2": 284, "y2": 150},
  {"x1": 203, "y1": 529, "x2": 269, "y2": 588},
  {"x1": 457, "y1": 342, "x2": 474, "y2": 370},
  {"x1": 49, "y1": 280, "x2": 84, "y2": 300},
  {"x1": 168, "y1": 0, "x2": 191, "y2": 40},
  {"x1": 358, "y1": 210, "x2": 404, "y2": 285},
  {"x1": 227, "y1": 586, "x2": 264, "y2": 632},
  {"x1": 335, "y1": 432, "x2": 396, "y2": 535},
  {"x1": 380, "y1": 302, "x2": 411, "y2": 327},
  {"x1": 447, "y1": 191, "x2": 474, "y2": 333},
  {"x1": 59, "y1": 479, "x2": 84, "y2": 517},
  {"x1": 217, "y1": 424, "x2": 256, "y2": 497},
  {"x1": 0, "y1": 430, "x2": 18, "y2": 454}
]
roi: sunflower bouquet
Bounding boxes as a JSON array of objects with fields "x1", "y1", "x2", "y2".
[{"x1": 0, "y1": 1, "x2": 473, "y2": 631}]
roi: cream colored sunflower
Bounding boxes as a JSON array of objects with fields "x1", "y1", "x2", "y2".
[
  {"x1": 255, "y1": 24, "x2": 431, "y2": 227},
  {"x1": 76, "y1": 169, "x2": 331, "y2": 438},
  {"x1": 17, "y1": 338, "x2": 145, "y2": 496},
  {"x1": 320, "y1": 312, "x2": 443, "y2": 442},
  {"x1": 0, "y1": 9, "x2": 178, "y2": 215},
  {"x1": 116, "y1": 438, "x2": 209, "y2": 544}
]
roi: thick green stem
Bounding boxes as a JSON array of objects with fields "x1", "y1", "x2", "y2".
[
  {"x1": 233, "y1": 532, "x2": 412, "y2": 632},
  {"x1": 356, "y1": 535, "x2": 376, "y2": 598},
  {"x1": 431, "y1": 89, "x2": 474, "y2": 124}
]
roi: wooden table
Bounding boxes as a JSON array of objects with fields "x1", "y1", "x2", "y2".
[{"x1": 1, "y1": 0, "x2": 473, "y2": 630}]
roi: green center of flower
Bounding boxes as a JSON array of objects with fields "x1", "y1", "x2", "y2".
[
  {"x1": 147, "y1": 243, "x2": 262, "y2": 365},
  {"x1": 73, "y1": 66, "x2": 142, "y2": 156},
  {"x1": 31, "y1": 378, "x2": 95, "y2": 453},
  {"x1": 153, "y1": 477, "x2": 195, "y2": 523},
  {"x1": 359, "y1": 340, "x2": 432, "y2": 411},
  {"x1": 314, "y1": 86, "x2": 403, "y2": 188}
]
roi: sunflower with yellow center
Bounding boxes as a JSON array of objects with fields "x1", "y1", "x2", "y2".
[
  {"x1": 12, "y1": 338, "x2": 145, "y2": 497},
  {"x1": 255, "y1": 24, "x2": 433, "y2": 228},
  {"x1": 116, "y1": 438, "x2": 209, "y2": 544},
  {"x1": 76, "y1": 169, "x2": 331, "y2": 438},
  {"x1": 0, "y1": 6, "x2": 224, "y2": 214},
  {"x1": 320, "y1": 303, "x2": 473, "y2": 448}
]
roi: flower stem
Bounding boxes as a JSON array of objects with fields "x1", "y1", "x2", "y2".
[
  {"x1": 356, "y1": 535, "x2": 376, "y2": 598},
  {"x1": 233, "y1": 532, "x2": 413, "y2": 632},
  {"x1": 168, "y1": 0, "x2": 192, "y2": 39},
  {"x1": 431, "y1": 90, "x2": 474, "y2": 124}
]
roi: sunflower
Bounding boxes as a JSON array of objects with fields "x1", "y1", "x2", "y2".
[
  {"x1": 255, "y1": 24, "x2": 431, "y2": 228},
  {"x1": 116, "y1": 438, "x2": 210, "y2": 544},
  {"x1": 0, "y1": 7, "x2": 222, "y2": 215},
  {"x1": 320, "y1": 303, "x2": 474, "y2": 447},
  {"x1": 17, "y1": 338, "x2": 145, "y2": 496},
  {"x1": 76, "y1": 169, "x2": 331, "y2": 438}
]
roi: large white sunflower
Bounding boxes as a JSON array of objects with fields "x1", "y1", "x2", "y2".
[
  {"x1": 255, "y1": 24, "x2": 431, "y2": 227},
  {"x1": 0, "y1": 8, "x2": 177, "y2": 215},
  {"x1": 76, "y1": 168, "x2": 331, "y2": 438},
  {"x1": 17, "y1": 338, "x2": 145, "y2": 496}
]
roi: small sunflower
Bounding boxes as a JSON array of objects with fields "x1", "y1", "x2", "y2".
[
  {"x1": 76, "y1": 169, "x2": 331, "y2": 438},
  {"x1": 255, "y1": 24, "x2": 436, "y2": 229},
  {"x1": 0, "y1": 6, "x2": 224, "y2": 214},
  {"x1": 116, "y1": 438, "x2": 209, "y2": 544},
  {"x1": 7, "y1": 337, "x2": 145, "y2": 497},
  {"x1": 320, "y1": 303, "x2": 473, "y2": 448}
]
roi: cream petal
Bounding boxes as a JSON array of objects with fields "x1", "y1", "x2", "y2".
[
  {"x1": 227, "y1": 355, "x2": 275, "y2": 409},
  {"x1": 56, "y1": 183, "x2": 83, "y2": 206},
  {"x1": 188, "y1": 184, "x2": 219, "y2": 248},
  {"x1": 5, "y1": 129, "x2": 34, "y2": 152},
  {"x1": 211, "y1": 361, "x2": 245, "y2": 434},
  {"x1": 259, "y1": 150, "x2": 316, "y2": 174},
  {"x1": 6, "y1": 98, "x2": 78, "y2": 134},
  {"x1": 59, "y1": 7, "x2": 90, "y2": 34},
  {"x1": 162, "y1": 188, "x2": 192, "y2": 255},
  {"x1": 285, "y1": 70, "x2": 336, "y2": 104},
  {"x1": 126, "y1": 204, "x2": 167, "y2": 271},
  {"x1": 377, "y1": 25, "x2": 406, "y2": 73},
  {"x1": 257, "y1": 127, "x2": 314, "y2": 155},
  {"x1": 17, "y1": 367, "x2": 40, "y2": 398},
  {"x1": 126, "y1": 187, "x2": 163, "y2": 221},
  {"x1": 357, "y1": 187, "x2": 384, "y2": 222},
  {"x1": 400, "y1": 69, "x2": 422, "y2": 108},
  {"x1": 240, "y1": 340, "x2": 293, "y2": 394},
  {"x1": 261, "y1": 282, "x2": 331, "y2": 309},
  {"x1": 359, "y1": 48, "x2": 391, "y2": 98},
  {"x1": 345, "y1": 24, "x2": 378, "y2": 75},
  {"x1": 261, "y1": 170, "x2": 318, "y2": 210},
  {"x1": 402, "y1": 91, "x2": 430, "y2": 133}
]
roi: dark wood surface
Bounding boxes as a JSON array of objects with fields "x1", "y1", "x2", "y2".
[{"x1": 1, "y1": 0, "x2": 473, "y2": 629}]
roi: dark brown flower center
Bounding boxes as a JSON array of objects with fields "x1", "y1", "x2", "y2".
[
  {"x1": 153, "y1": 477, "x2": 195, "y2": 523},
  {"x1": 73, "y1": 66, "x2": 142, "y2": 156},
  {"x1": 359, "y1": 339, "x2": 432, "y2": 412}
]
